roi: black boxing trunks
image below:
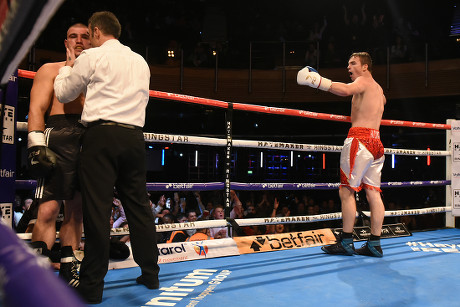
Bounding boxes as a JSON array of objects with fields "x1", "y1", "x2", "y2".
[{"x1": 35, "y1": 114, "x2": 84, "y2": 202}]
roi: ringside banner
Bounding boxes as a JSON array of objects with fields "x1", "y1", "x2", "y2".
[
  {"x1": 234, "y1": 228, "x2": 336, "y2": 254},
  {"x1": 108, "y1": 238, "x2": 239, "y2": 270},
  {"x1": 0, "y1": 71, "x2": 18, "y2": 227},
  {"x1": 332, "y1": 223, "x2": 411, "y2": 241}
]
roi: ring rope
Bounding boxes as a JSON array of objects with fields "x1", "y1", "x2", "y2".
[
  {"x1": 16, "y1": 125, "x2": 449, "y2": 157},
  {"x1": 148, "y1": 90, "x2": 451, "y2": 130},
  {"x1": 15, "y1": 180, "x2": 450, "y2": 191},
  {"x1": 17, "y1": 69, "x2": 451, "y2": 130},
  {"x1": 14, "y1": 69, "x2": 452, "y2": 240},
  {"x1": 15, "y1": 206, "x2": 450, "y2": 240},
  {"x1": 234, "y1": 206, "x2": 450, "y2": 227},
  {"x1": 142, "y1": 132, "x2": 449, "y2": 156}
]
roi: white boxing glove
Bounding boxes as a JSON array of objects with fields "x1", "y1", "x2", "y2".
[{"x1": 297, "y1": 66, "x2": 332, "y2": 92}]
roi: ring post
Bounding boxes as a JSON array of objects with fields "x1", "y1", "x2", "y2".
[
  {"x1": 0, "y1": 70, "x2": 18, "y2": 227},
  {"x1": 224, "y1": 102, "x2": 233, "y2": 219},
  {"x1": 447, "y1": 119, "x2": 457, "y2": 227}
]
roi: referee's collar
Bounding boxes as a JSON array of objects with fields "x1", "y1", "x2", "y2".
[{"x1": 100, "y1": 39, "x2": 120, "y2": 48}]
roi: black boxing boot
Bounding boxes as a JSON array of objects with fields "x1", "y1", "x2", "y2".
[
  {"x1": 59, "y1": 246, "x2": 80, "y2": 287},
  {"x1": 321, "y1": 232, "x2": 356, "y2": 256},
  {"x1": 356, "y1": 235, "x2": 383, "y2": 257}
]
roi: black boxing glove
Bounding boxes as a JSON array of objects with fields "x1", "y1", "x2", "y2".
[{"x1": 27, "y1": 131, "x2": 57, "y2": 178}]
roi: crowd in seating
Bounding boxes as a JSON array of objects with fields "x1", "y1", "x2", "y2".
[{"x1": 35, "y1": 0, "x2": 458, "y2": 69}]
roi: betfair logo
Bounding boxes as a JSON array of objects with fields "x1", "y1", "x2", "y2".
[{"x1": 0, "y1": 169, "x2": 15, "y2": 177}]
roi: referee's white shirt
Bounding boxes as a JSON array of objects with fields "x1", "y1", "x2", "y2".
[{"x1": 54, "y1": 39, "x2": 150, "y2": 127}]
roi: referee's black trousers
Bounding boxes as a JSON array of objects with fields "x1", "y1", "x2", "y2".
[{"x1": 78, "y1": 124, "x2": 159, "y2": 301}]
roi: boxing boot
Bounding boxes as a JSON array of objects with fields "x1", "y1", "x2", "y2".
[{"x1": 59, "y1": 246, "x2": 80, "y2": 287}]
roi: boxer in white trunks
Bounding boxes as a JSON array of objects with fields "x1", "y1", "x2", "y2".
[{"x1": 297, "y1": 52, "x2": 386, "y2": 257}]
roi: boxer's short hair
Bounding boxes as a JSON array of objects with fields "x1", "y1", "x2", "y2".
[{"x1": 351, "y1": 52, "x2": 373, "y2": 73}]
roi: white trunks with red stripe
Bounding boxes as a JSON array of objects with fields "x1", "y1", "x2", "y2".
[{"x1": 340, "y1": 127, "x2": 385, "y2": 192}]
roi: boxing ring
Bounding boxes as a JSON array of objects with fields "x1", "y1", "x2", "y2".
[
  {"x1": 1, "y1": 68, "x2": 460, "y2": 306},
  {"x1": 101, "y1": 228, "x2": 460, "y2": 307}
]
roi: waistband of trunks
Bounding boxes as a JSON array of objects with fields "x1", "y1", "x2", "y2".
[
  {"x1": 46, "y1": 114, "x2": 82, "y2": 128},
  {"x1": 347, "y1": 127, "x2": 380, "y2": 139}
]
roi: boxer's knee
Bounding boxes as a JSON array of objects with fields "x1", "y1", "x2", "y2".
[{"x1": 37, "y1": 200, "x2": 61, "y2": 223}]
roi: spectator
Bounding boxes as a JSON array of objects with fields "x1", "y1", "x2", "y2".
[
  {"x1": 108, "y1": 211, "x2": 130, "y2": 261},
  {"x1": 293, "y1": 201, "x2": 307, "y2": 216},
  {"x1": 185, "y1": 209, "x2": 204, "y2": 237},
  {"x1": 322, "y1": 37, "x2": 342, "y2": 68},
  {"x1": 193, "y1": 191, "x2": 208, "y2": 220},
  {"x1": 304, "y1": 42, "x2": 318, "y2": 67},
  {"x1": 112, "y1": 197, "x2": 127, "y2": 228},
  {"x1": 13, "y1": 196, "x2": 33, "y2": 228},
  {"x1": 256, "y1": 192, "x2": 272, "y2": 217},
  {"x1": 324, "y1": 199, "x2": 339, "y2": 213},
  {"x1": 152, "y1": 195, "x2": 169, "y2": 224},
  {"x1": 185, "y1": 207, "x2": 211, "y2": 240},
  {"x1": 186, "y1": 228, "x2": 214, "y2": 241},
  {"x1": 151, "y1": 194, "x2": 166, "y2": 217},
  {"x1": 267, "y1": 198, "x2": 288, "y2": 234},
  {"x1": 203, "y1": 200, "x2": 214, "y2": 219},
  {"x1": 400, "y1": 206, "x2": 417, "y2": 230},
  {"x1": 163, "y1": 214, "x2": 188, "y2": 243},
  {"x1": 341, "y1": 3, "x2": 367, "y2": 55},
  {"x1": 176, "y1": 212, "x2": 188, "y2": 223},
  {"x1": 230, "y1": 191, "x2": 244, "y2": 219},
  {"x1": 369, "y1": 12, "x2": 388, "y2": 65},
  {"x1": 390, "y1": 35, "x2": 408, "y2": 63},
  {"x1": 307, "y1": 18, "x2": 328, "y2": 43},
  {"x1": 156, "y1": 208, "x2": 172, "y2": 225},
  {"x1": 293, "y1": 200, "x2": 308, "y2": 231},
  {"x1": 245, "y1": 203, "x2": 257, "y2": 218},
  {"x1": 209, "y1": 205, "x2": 228, "y2": 239},
  {"x1": 171, "y1": 194, "x2": 184, "y2": 217},
  {"x1": 188, "y1": 43, "x2": 209, "y2": 67}
]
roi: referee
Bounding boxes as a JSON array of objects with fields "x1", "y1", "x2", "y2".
[{"x1": 54, "y1": 11, "x2": 159, "y2": 304}]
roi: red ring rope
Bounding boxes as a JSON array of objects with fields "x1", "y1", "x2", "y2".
[{"x1": 18, "y1": 69, "x2": 451, "y2": 130}]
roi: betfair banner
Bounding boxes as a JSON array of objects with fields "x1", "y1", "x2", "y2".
[{"x1": 234, "y1": 229, "x2": 336, "y2": 254}]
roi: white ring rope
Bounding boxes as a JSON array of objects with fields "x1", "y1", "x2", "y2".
[
  {"x1": 16, "y1": 123, "x2": 449, "y2": 156},
  {"x1": 14, "y1": 104, "x2": 451, "y2": 239},
  {"x1": 15, "y1": 206, "x2": 451, "y2": 240},
  {"x1": 144, "y1": 132, "x2": 448, "y2": 156}
]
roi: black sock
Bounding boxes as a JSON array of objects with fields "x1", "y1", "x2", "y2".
[
  {"x1": 370, "y1": 234, "x2": 380, "y2": 241},
  {"x1": 30, "y1": 241, "x2": 50, "y2": 257},
  {"x1": 342, "y1": 232, "x2": 353, "y2": 239}
]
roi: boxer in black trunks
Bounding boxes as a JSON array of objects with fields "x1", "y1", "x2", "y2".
[{"x1": 27, "y1": 23, "x2": 91, "y2": 286}]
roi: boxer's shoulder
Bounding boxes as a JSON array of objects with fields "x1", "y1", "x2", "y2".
[{"x1": 35, "y1": 61, "x2": 65, "y2": 79}]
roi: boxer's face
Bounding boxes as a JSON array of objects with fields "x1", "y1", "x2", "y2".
[
  {"x1": 65, "y1": 25, "x2": 90, "y2": 57},
  {"x1": 347, "y1": 56, "x2": 362, "y2": 81}
]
